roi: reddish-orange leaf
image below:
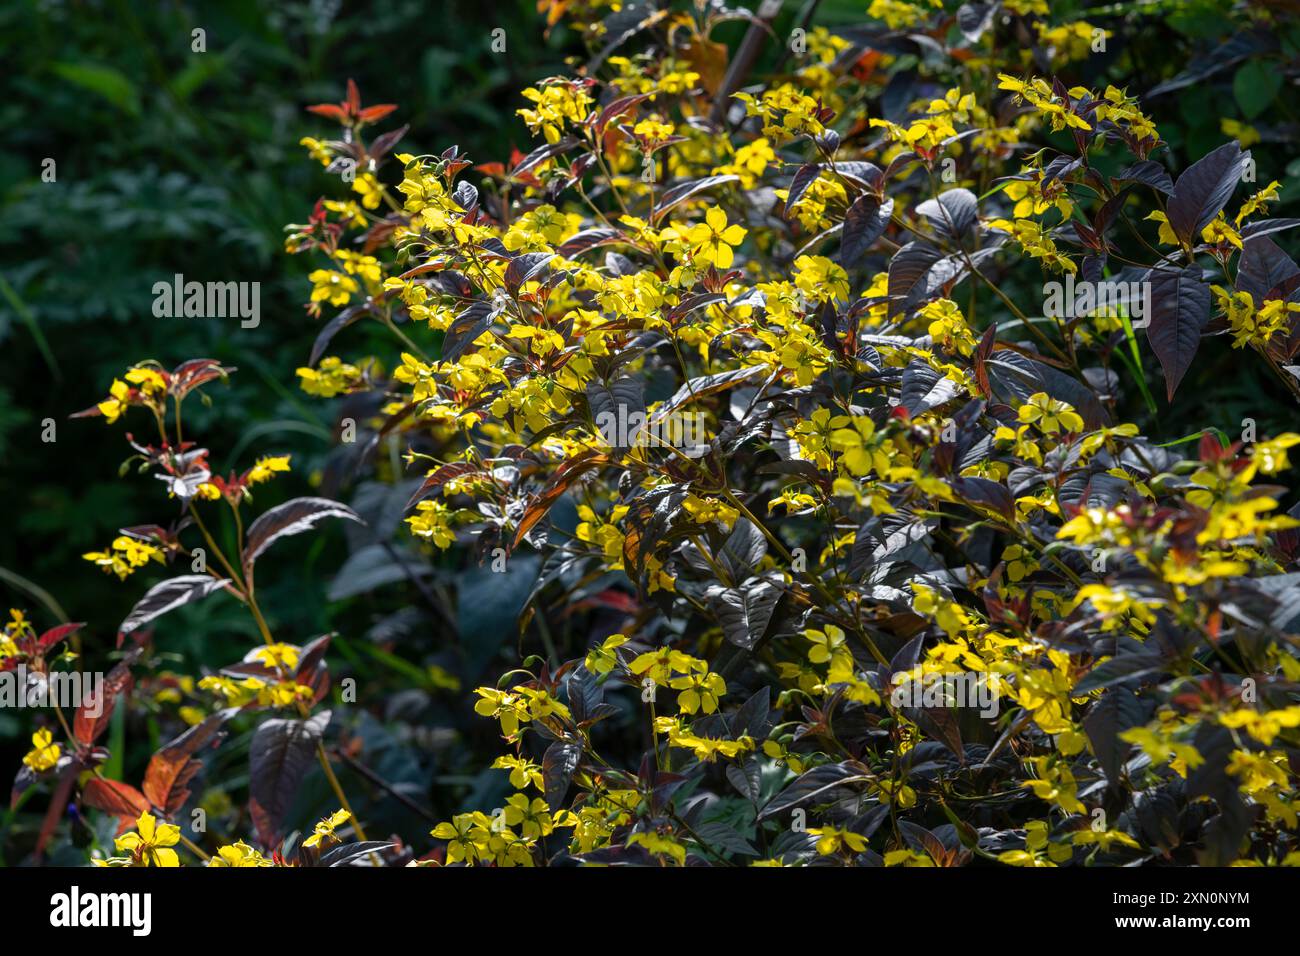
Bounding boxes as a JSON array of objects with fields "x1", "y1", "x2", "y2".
[
  {"x1": 512, "y1": 452, "x2": 609, "y2": 548},
  {"x1": 74, "y1": 653, "x2": 137, "y2": 747},
  {"x1": 82, "y1": 778, "x2": 151, "y2": 823},
  {"x1": 306, "y1": 103, "x2": 347, "y2": 120},
  {"x1": 359, "y1": 104, "x2": 398, "y2": 123}
]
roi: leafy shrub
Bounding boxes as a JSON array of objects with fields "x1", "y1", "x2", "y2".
[{"x1": 9, "y1": 0, "x2": 1300, "y2": 867}]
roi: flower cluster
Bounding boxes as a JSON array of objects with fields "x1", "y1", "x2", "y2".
[
  {"x1": 282, "y1": 0, "x2": 1300, "y2": 868},
  {"x1": 13, "y1": 0, "x2": 1300, "y2": 870}
]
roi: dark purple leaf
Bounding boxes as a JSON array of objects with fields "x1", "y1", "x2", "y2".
[
  {"x1": 1165, "y1": 142, "x2": 1247, "y2": 244},
  {"x1": 1145, "y1": 265, "x2": 1211, "y2": 399},
  {"x1": 242, "y1": 497, "x2": 363, "y2": 570},
  {"x1": 249, "y1": 711, "x2": 330, "y2": 846},
  {"x1": 117, "y1": 577, "x2": 229, "y2": 646},
  {"x1": 840, "y1": 195, "x2": 893, "y2": 266},
  {"x1": 542, "y1": 740, "x2": 582, "y2": 812},
  {"x1": 1236, "y1": 235, "x2": 1300, "y2": 308},
  {"x1": 652, "y1": 174, "x2": 739, "y2": 222}
]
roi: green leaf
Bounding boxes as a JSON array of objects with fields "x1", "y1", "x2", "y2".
[
  {"x1": 51, "y1": 62, "x2": 141, "y2": 116},
  {"x1": 1233, "y1": 61, "x2": 1281, "y2": 120}
]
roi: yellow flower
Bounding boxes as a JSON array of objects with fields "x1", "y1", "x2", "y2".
[
  {"x1": 83, "y1": 535, "x2": 165, "y2": 581},
  {"x1": 247, "y1": 455, "x2": 291, "y2": 484},
  {"x1": 114, "y1": 811, "x2": 181, "y2": 868},
  {"x1": 1120, "y1": 726, "x2": 1204, "y2": 776},
  {"x1": 630, "y1": 647, "x2": 704, "y2": 685},
  {"x1": 885, "y1": 848, "x2": 936, "y2": 866},
  {"x1": 794, "y1": 255, "x2": 850, "y2": 303},
  {"x1": 807, "y1": 824, "x2": 867, "y2": 856},
  {"x1": 209, "y1": 841, "x2": 273, "y2": 867},
  {"x1": 687, "y1": 207, "x2": 746, "y2": 269},
  {"x1": 1249, "y1": 433, "x2": 1300, "y2": 475},
  {"x1": 407, "y1": 499, "x2": 457, "y2": 549},
  {"x1": 517, "y1": 81, "x2": 593, "y2": 144},
  {"x1": 1036, "y1": 21, "x2": 1107, "y2": 66},
  {"x1": 734, "y1": 85, "x2": 826, "y2": 140},
  {"x1": 1022, "y1": 756, "x2": 1086, "y2": 814},
  {"x1": 300, "y1": 136, "x2": 332, "y2": 165},
  {"x1": 298, "y1": 357, "x2": 362, "y2": 399},
  {"x1": 1221, "y1": 118, "x2": 1261, "y2": 150},
  {"x1": 95, "y1": 367, "x2": 166, "y2": 423},
  {"x1": 308, "y1": 269, "x2": 358, "y2": 307},
  {"x1": 997, "y1": 821, "x2": 1070, "y2": 866},
  {"x1": 762, "y1": 738, "x2": 810, "y2": 773},
  {"x1": 22, "y1": 727, "x2": 61, "y2": 772},
  {"x1": 474, "y1": 687, "x2": 530, "y2": 738},
  {"x1": 632, "y1": 117, "x2": 675, "y2": 146},
  {"x1": 869, "y1": 115, "x2": 957, "y2": 156},
  {"x1": 1219, "y1": 706, "x2": 1300, "y2": 746},
  {"x1": 1072, "y1": 828, "x2": 1141, "y2": 852},
  {"x1": 431, "y1": 811, "x2": 493, "y2": 865},
  {"x1": 829, "y1": 416, "x2": 884, "y2": 476},
  {"x1": 351, "y1": 172, "x2": 384, "y2": 210},
  {"x1": 867, "y1": 0, "x2": 932, "y2": 29},
  {"x1": 96, "y1": 379, "x2": 133, "y2": 423},
  {"x1": 988, "y1": 217, "x2": 1076, "y2": 272},
  {"x1": 1145, "y1": 210, "x2": 1180, "y2": 246},
  {"x1": 493, "y1": 755, "x2": 545, "y2": 790},
  {"x1": 1017, "y1": 392, "x2": 1083, "y2": 434},
  {"x1": 921, "y1": 299, "x2": 976, "y2": 356},
  {"x1": 1004, "y1": 176, "x2": 1072, "y2": 221},
  {"x1": 303, "y1": 808, "x2": 352, "y2": 848},
  {"x1": 669, "y1": 670, "x2": 727, "y2": 714},
  {"x1": 248, "y1": 643, "x2": 301, "y2": 671},
  {"x1": 503, "y1": 794, "x2": 555, "y2": 838},
  {"x1": 997, "y1": 74, "x2": 1092, "y2": 133},
  {"x1": 1200, "y1": 215, "x2": 1242, "y2": 250},
  {"x1": 721, "y1": 137, "x2": 775, "y2": 188},
  {"x1": 1236, "y1": 180, "x2": 1281, "y2": 223},
  {"x1": 781, "y1": 176, "x2": 848, "y2": 232},
  {"x1": 628, "y1": 831, "x2": 687, "y2": 865},
  {"x1": 682, "y1": 494, "x2": 739, "y2": 530},
  {"x1": 804, "y1": 625, "x2": 846, "y2": 664},
  {"x1": 584, "y1": 633, "x2": 628, "y2": 675},
  {"x1": 1212, "y1": 286, "x2": 1297, "y2": 348}
]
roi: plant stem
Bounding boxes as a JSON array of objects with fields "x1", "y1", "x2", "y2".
[{"x1": 314, "y1": 741, "x2": 370, "y2": 842}]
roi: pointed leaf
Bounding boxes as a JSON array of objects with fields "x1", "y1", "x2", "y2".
[
  {"x1": 1165, "y1": 142, "x2": 1246, "y2": 245},
  {"x1": 242, "y1": 497, "x2": 363, "y2": 570},
  {"x1": 81, "y1": 778, "x2": 151, "y2": 824},
  {"x1": 1144, "y1": 266, "x2": 1211, "y2": 400},
  {"x1": 542, "y1": 740, "x2": 581, "y2": 812},
  {"x1": 840, "y1": 195, "x2": 893, "y2": 266},
  {"x1": 1083, "y1": 689, "x2": 1146, "y2": 784},
  {"x1": 248, "y1": 711, "x2": 330, "y2": 845},
  {"x1": 117, "y1": 578, "x2": 228, "y2": 647},
  {"x1": 705, "y1": 577, "x2": 781, "y2": 650},
  {"x1": 143, "y1": 710, "x2": 232, "y2": 817},
  {"x1": 74, "y1": 651, "x2": 139, "y2": 744}
]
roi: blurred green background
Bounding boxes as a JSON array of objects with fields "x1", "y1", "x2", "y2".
[
  {"x1": 0, "y1": 0, "x2": 570, "y2": 639},
  {"x1": 0, "y1": 0, "x2": 575, "y2": 835}
]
